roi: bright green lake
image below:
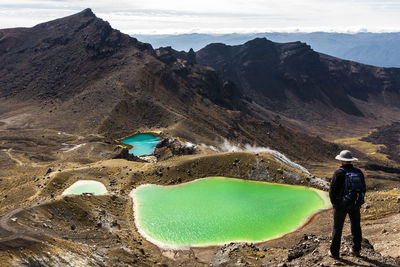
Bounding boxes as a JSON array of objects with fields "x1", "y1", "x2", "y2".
[
  {"x1": 121, "y1": 133, "x2": 161, "y2": 156},
  {"x1": 131, "y1": 177, "x2": 330, "y2": 249},
  {"x1": 62, "y1": 180, "x2": 107, "y2": 195}
]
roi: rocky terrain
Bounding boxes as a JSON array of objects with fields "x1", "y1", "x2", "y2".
[
  {"x1": 1, "y1": 9, "x2": 400, "y2": 267},
  {"x1": 362, "y1": 122, "x2": 400, "y2": 163},
  {"x1": 195, "y1": 38, "x2": 400, "y2": 139},
  {"x1": 1, "y1": 150, "x2": 399, "y2": 266},
  {"x1": 0, "y1": 8, "x2": 341, "y2": 164}
]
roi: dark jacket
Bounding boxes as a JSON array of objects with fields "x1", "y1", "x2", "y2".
[{"x1": 329, "y1": 164, "x2": 366, "y2": 207}]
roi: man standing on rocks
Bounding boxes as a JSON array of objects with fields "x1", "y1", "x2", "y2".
[{"x1": 329, "y1": 150, "x2": 366, "y2": 259}]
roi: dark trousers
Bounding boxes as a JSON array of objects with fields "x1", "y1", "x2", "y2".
[{"x1": 330, "y1": 207, "x2": 362, "y2": 255}]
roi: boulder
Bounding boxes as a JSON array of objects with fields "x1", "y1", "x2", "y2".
[
  {"x1": 154, "y1": 138, "x2": 197, "y2": 160},
  {"x1": 113, "y1": 148, "x2": 146, "y2": 162}
]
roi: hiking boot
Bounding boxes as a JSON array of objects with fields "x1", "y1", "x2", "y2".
[
  {"x1": 329, "y1": 251, "x2": 340, "y2": 259},
  {"x1": 352, "y1": 250, "x2": 361, "y2": 257}
]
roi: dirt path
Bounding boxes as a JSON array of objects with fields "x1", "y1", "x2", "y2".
[
  {"x1": 0, "y1": 163, "x2": 84, "y2": 247},
  {"x1": 2, "y1": 148, "x2": 48, "y2": 168},
  {"x1": 2, "y1": 148, "x2": 23, "y2": 166},
  {"x1": 0, "y1": 205, "x2": 43, "y2": 249}
]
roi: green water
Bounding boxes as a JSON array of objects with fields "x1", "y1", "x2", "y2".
[
  {"x1": 62, "y1": 180, "x2": 107, "y2": 195},
  {"x1": 131, "y1": 177, "x2": 329, "y2": 248},
  {"x1": 121, "y1": 133, "x2": 161, "y2": 156}
]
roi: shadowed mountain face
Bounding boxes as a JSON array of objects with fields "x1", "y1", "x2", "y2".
[
  {"x1": 362, "y1": 122, "x2": 400, "y2": 163},
  {"x1": 0, "y1": 9, "x2": 339, "y2": 162},
  {"x1": 0, "y1": 8, "x2": 152, "y2": 100},
  {"x1": 196, "y1": 38, "x2": 400, "y2": 129}
]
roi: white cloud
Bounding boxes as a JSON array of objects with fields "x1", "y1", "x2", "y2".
[{"x1": 1, "y1": 0, "x2": 400, "y2": 34}]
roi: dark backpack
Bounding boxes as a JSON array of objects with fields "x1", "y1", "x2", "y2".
[{"x1": 340, "y1": 167, "x2": 365, "y2": 210}]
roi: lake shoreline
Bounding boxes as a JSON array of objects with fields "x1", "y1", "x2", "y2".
[{"x1": 130, "y1": 177, "x2": 331, "y2": 250}]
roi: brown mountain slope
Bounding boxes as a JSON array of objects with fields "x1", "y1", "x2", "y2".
[
  {"x1": 196, "y1": 38, "x2": 400, "y2": 138},
  {"x1": 0, "y1": 8, "x2": 152, "y2": 100},
  {"x1": 0, "y1": 9, "x2": 338, "y2": 163},
  {"x1": 362, "y1": 122, "x2": 400, "y2": 163}
]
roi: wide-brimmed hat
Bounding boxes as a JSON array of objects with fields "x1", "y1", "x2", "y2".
[{"x1": 335, "y1": 150, "x2": 358, "y2": 161}]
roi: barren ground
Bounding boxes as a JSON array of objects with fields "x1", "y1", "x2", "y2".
[{"x1": 0, "y1": 125, "x2": 399, "y2": 266}]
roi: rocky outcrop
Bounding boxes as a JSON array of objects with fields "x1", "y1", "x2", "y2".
[
  {"x1": 308, "y1": 176, "x2": 330, "y2": 191},
  {"x1": 210, "y1": 234, "x2": 400, "y2": 267},
  {"x1": 287, "y1": 234, "x2": 320, "y2": 261},
  {"x1": 187, "y1": 48, "x2": 197, "y2": 65},
  {"x1": 247, "y1": 159, "x2": 271, "y2": 181},
  {"x1": 154, "y1": 138, "x2": 197, "y2": 161},
  {"x1": 211, "y1": 242, "x2": 262, "y2": 266},
  {"x1": 112, "y1": 148, "x2": 146, "y2": 162},
  {"x1": 155, "y1": 46, "x2": 243, "y2": 110}
]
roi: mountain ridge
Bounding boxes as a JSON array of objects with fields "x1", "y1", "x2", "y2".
[
  {"x1": 2, "y1": 9, "x2": 400, "y2": 159},
  {"x1": 0, "y1": 8, "x2": 153, "y2": 101},
  {"x1": 135, "y1": 32, "x2": 400, "y2": 68},
  {"x1": 0, "y1": 9, "x2": 339, "y2": 163},
  {"x1": 194, "y1": 37, "x2": 400, "y2": 138}
]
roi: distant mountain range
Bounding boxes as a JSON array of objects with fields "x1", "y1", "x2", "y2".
[{"x1": 135, "y1": 32, "x2": 400, "y2": 68}]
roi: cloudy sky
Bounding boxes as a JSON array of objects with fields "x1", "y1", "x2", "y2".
[{"x1": 1, "y1": 0, "x2": 400, "y2": 34}]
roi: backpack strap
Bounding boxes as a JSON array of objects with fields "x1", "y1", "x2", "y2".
[
  {"x1": 340, "y1": 166, "x2": 351, "y2": 197},
  {"x1": 340, "y1": 165, "x2": 354, "y2": 172}
]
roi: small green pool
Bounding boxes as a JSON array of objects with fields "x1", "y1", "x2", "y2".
[
  {"x1": 121, "y1": 133, "x2": 161, "y2": 156},
  {"x1": 130, "y1": 177, "x2": 330, "y2": 249},
  {"x1": 62, "y1": 180, "x2": 107, "y2": 195}
]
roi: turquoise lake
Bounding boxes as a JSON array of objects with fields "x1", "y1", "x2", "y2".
[
  {"x1": 130, "y1": 177, "x2": 330, "y2": 249},
  {"x1": 62, "y1": 180, "x2": 107, "y2": 195},
  {"x1": 121, "y1": 133, "x2": 161, "y2": 156}
]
